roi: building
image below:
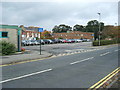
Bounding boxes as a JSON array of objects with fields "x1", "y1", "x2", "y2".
[
  {"x1": 20, "y1": 26, "x2": 41, "y2": 40},
  {"x1": 21, "y1": 26, "x2": 53, "y2": 40},
  {"x1": 0, "y1": 24, "x2": 22, "y2": 51},
  {"x1": 52, "y1": 31, "x2": 94, "y2": 40}
]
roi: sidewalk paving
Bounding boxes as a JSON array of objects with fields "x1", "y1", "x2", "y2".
[{"x1": 0, "y1": 51, "x2": 53, "y2": 65}]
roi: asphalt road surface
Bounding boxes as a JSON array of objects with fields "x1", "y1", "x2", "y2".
[{"x1": 1, "y1": 45, "x2": 118, "y2": 88}]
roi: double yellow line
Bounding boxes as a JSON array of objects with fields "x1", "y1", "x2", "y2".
[{"x1": 88, "y1": 67, "x2": 120, "y2": 89}]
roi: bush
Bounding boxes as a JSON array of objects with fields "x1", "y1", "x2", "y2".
[
  {"x1": 92, "y1": 40, "x2": 118, "y2": 46},
  {"x1": 0, "y1": 41, "x2": 16, "y2": 55}
]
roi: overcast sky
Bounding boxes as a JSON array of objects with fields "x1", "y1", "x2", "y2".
[{"x1": 0, "y1": 0, "x2": 119, "y2": 31}]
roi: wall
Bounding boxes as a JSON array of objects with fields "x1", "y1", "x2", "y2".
[{"x1": 0, "y1": 28, "x2": 18, "y2": 48}]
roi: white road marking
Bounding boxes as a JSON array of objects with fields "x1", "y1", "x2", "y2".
[
  {"x1": 70, "y1": 57, "x2": 94, "y2": 65},
  {"x1": 100, "y1": 52, "x2": 110, "y2": 56},
  {"x1": 0, "y1": 69, "x2": 52, "y2": 84},
  {"x1": 114, "y1": 50, "x2": 118, "y2": 52}
]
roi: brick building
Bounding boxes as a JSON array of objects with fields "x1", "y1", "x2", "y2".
[
  {"x1": 21, "y1": 26, "x2": 41, "y2": 40},
  {"x1": 52, "y1": 31, "x2": 94, "y2": 40},
  {"x1": 21, "y1": 26, "x2": 53, "y2": 40}
]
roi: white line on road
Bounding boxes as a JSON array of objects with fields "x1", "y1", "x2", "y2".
[
  {"x1": 100, "y1": 52, "x2": 110, "y2": 56},
  {"x1": 0, "y1": 68, "x2": 52, "y2": 84},
  {"x1": 70, "y1": 57, "x2": 94, "y2": 65},
  {"x1": 114, "y1": 50, "x2": 118, "y2": 52}
]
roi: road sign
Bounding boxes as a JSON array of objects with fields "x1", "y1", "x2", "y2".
[
  {"x1": 91, "y1": 34, "x2": 94, "y2": 36},
  {"x1": 38, "y1": 28, "x2": 43, "y2": 32}
]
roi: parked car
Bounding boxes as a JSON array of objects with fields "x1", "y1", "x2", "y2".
[
  {"x1": 43, "y1": 39, "x2": 50, "y2": 44},
  {"x1": 74, "y1": 39, "x2": 82, "y2": 43},
  {"x1": 60, "y1": 39, "x2": 68, "y2": 43},
  {"x1": 51, "y1": 39, "x2": 58, "y2": 43},
  {"x1": 57, "y1": 39, "x2": 63, "y2": 43},
  {"x1": 70, "y1": 39, "x2": 75, "y2": 43},
  {"x1": 82, "y1": 39, "x2": 87, "y2": 42},
  {"x1": 31, "y1": 40, "x2": 39, "y2": 45},
  {"x1": 21, "y1": 40, "x2": 27, "y2": 46},
  {"x1": 37, "y1": 40, "x2": 45, "y2": 45},
  {"x1": 47, "y1": 39, "x2": 54, "y2": 44},
  {"x1": 66, "y1": 39, "x2": 72, "y2": 43},
  {"x1": 27, "y1": 40, "x2": 34, "y2": 45}
]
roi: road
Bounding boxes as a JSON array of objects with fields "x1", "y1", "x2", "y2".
[{"x1": 1, "y1": 45, "x2": 118, "y2": 88}]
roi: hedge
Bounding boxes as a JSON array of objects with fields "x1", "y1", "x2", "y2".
[
  {"x1": 92, "y1": 39, "x2": 120, "y2": 46},
  {"x1": 0, "y1": 41, "x2": 16, "y2": 55}
]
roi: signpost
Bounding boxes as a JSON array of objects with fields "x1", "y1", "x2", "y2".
[{"x1": 38, "y1": 28, "x2": 43, "y2": 55}]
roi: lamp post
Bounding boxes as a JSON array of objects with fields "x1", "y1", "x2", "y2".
[
  {"x1": 97, "y1": 13, "x2": 101, "y2": 46},
  {"x1": 115, "y1": 23, "x2": 117, "y2": 26}
]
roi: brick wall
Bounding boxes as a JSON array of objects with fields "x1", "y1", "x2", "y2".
[{"x1": 53, "y1": 31, "x2": 94, "y2": 39}]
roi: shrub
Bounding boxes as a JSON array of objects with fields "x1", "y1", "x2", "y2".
[
  {"x1": 0, "y1": 41, "x2": 16, "y2": 55},
  {"x1": 92, "y1": 40, "x2": 117, "y2": 46}
]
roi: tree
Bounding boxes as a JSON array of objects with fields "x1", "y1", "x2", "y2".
[
  {"x1": 52, "y1": 25, "x2": 59, "y2": 33},
  {"x1": 42, "y1": 30, "x2": 53, "y2": 39},
  {"x1": 102, "y1": 25, "x2": 118, "y2": 40},
  {"x1": 52, "y1": 24, "x2": 72, "y2": 33},
  {"x1": 73, "y1": 24, "x2": 85, "y2": 32},
  {"x1": 85, "y1": 20, "x2": 104, "y2": 40}
]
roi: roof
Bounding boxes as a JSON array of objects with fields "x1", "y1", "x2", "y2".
[{"x1": 0, "y1": 24, "x2": 22, "y2": 30}]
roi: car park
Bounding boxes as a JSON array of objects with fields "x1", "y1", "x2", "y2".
[{"x1": 21, "y1": 38, "x2": 84, "y2": 46}]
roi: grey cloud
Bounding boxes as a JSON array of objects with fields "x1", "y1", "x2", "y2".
[{"x1": 1, "y1": 2, "x2": 118, "y2": 30}]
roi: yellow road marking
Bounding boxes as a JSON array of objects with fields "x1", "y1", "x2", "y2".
[
  {"x1": 88, "y1": 67, "x2": 120, "y2": 90},
  {"x1": 0, "y1": 56, "x2": 52, "y2": 67}
]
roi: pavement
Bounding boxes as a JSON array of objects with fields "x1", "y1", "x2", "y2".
[{"x1": 0, "y1": 51, "x2": 53, "y2": 65}]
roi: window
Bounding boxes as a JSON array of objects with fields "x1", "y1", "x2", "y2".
[
  {"x1": 81, "y1": 34, "x2": 83, "y2": 36},
  {"x1": 0, "y1": 31, "x2": 8, "y2": 38}
]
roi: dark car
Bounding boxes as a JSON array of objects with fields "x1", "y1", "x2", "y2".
[
  {"x1": 43, "y1": 39, "x2": 50, "y2": 44},
  {"x1": 70, "y1": 39, "x2": 75, "y2": 43},
  {"x1": 47, "y1": 39, "x2": 54, "y2": 44},
  {"x1": 51, "y1": 39, "x2": 59, "y2": 43}
]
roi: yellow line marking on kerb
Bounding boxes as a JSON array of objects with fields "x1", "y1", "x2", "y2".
[
  {"x1": 0, "y1": 56, "x2": 52, "y2": 67},
  {"x1": 88, "y1": 67, "x2": 120, "y2": 90}
]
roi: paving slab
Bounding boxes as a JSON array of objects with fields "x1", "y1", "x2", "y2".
[{"x1": 0, "y1": 51, "x2": 52, "y2": 65}]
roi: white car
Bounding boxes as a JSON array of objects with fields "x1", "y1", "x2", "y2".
[
  {"x1": 31, "y1": 40, "x2": 40, "y2": 45},
  {"x1": 74, "y1": 39, "x2": 82, "y2": 43}
]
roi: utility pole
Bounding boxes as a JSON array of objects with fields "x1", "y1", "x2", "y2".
[{"x1": 97, "y1": 13, "x2": 101, "y2": 46}]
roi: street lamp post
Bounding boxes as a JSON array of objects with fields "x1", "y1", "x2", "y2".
[{"x1": 97, "y1": 13, "x2": 101, "y2": 46}]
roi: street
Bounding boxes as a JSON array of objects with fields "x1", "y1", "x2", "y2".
[{"x1": 1, "y1": 44, "x2": 118, "y2": 88}]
